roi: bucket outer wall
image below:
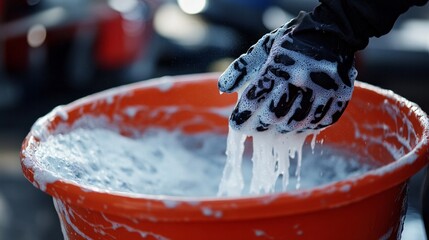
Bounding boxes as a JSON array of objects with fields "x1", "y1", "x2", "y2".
[{"x1": 21, "y1": 73, "x2": 429, "y2": 240}]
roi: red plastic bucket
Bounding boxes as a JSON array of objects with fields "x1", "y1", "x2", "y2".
[{"x1": 21, "y1": 73, "x2": 429, "y2": 240}]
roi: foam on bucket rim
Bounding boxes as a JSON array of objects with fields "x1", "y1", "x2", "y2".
[{"x1": 20, "y1": 73, "x2": 429, "y2": 220}]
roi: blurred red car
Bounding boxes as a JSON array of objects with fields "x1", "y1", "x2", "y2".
[{"x1": 0, "y1": 0, "x2": 159, "y2": 100}]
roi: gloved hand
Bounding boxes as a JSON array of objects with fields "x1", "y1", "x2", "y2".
[{"x1": 218, "y1": 12, "x2": 357, "y2": 134}]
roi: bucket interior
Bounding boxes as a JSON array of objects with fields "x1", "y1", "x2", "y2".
[{"x1": 21, "y1": 73, "x2": 429, "y2": 219}]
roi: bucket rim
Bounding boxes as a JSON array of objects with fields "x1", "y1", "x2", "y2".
[{"x1": 20, "y1": 73, "x2": 429, "y2": 221}]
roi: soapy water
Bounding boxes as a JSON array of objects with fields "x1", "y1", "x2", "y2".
[
  {"x1": 29, "y1": 124, "x2": 376, "y2": 197},
  {"x1": 218, "y1": 127, "x2": 320, "y2": 196}
]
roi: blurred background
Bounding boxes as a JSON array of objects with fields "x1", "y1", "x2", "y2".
[{"x1": 0, "y1": 0, "x2": 428, "y2": 239}]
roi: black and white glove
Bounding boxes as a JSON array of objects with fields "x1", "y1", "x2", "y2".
[{"x1": 218, "y1": 12, "x2": 357, "y2": 134}]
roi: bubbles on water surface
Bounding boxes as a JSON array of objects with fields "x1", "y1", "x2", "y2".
[{"x1": 32, "y1": 126, "x2": 376, "y2": 197}]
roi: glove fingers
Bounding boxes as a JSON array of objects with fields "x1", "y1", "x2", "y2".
[
  {"x1": 266, "y1": 82, "x2": 314, "y2": 133},
  {"x1": 229, "y1": 73, "x2": 279, "y2": 131},
  {"x1": 218, "y1": 54, "x2": 260, "y2": 93},
  {"x1": 310, "y1": 99, "x2": 349, "y2": 130}
]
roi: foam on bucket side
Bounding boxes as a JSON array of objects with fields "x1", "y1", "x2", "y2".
[{"x1": 21, "y1": 73, "x2": 429, "y2": 240}]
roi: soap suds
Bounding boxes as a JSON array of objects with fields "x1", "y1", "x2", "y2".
[
  {"x1": 218, "y1": 126, "x2": 321, "y2": 196},
  {"x1": 25, "y1": 121, "x2": 375, "y2": 197}
]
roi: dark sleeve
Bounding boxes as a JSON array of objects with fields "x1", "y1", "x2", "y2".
[{"x1": 290, "y1": 0, "x2": 428, "y2": 52}]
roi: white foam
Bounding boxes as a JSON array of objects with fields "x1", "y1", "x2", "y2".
[
  {"x1": 217, "y1": 126, "x2": 247, "y2": 196},
  {"x1": 219, "y1": 128, "x2": 321, "y2": 196},
  {"x1": 29, "y1": 128, "x2": 228, "y2": 197},
  {"x1": 31, "y1": 105, "x2": 68, "y2": 140},
  {"x1": 156, "y1": 77, "x2": 175, "y2": 92},
  {"x1": 27, "y1": 123, "x2": 373, "y2": 198}
]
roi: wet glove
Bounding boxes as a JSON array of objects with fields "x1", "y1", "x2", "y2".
[
  {"x1": 218, "y1": 12, "x2": 357, "y2": 134},
  {"x1": 218, "y1": 0, "x2": 428, "y2": 134}
]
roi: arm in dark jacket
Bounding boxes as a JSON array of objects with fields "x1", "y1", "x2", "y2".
[{"x1": 291, "y1": 0, "x2": 428, "y2": 52}]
